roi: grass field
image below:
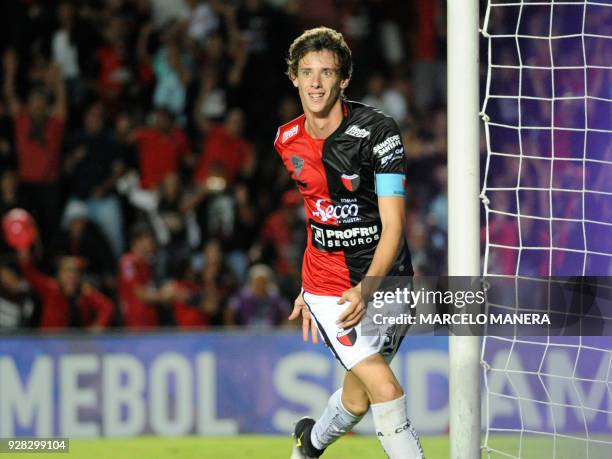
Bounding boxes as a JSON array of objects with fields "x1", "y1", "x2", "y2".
[
  {"x1": 8, "y1": 435, "x2": 610, "y2": 458},
  {"x1": 11, "y1": 435, "x2": 444, "y2": 458}
]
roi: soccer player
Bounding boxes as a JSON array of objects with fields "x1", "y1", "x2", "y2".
[{"x1": 274, "y1": 28, "x2": 424, "y2": 459}]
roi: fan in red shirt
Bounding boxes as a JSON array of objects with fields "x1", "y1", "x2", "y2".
[
  {"x1": 118, "y1": 222, "x2": 186, "y2": 328},
  {"x1": 260, "y1": 189, "x2": 304, "y2": 278},
  {"x1": 194, "y1": 108, "x2": 254, "y2": 187},
  {"x1": 129, "y1": 108, "x2": 192, "y2": 190},
  {"x1": 3, "y1": 51, "x2": 67, "y2": 246},
  {"x1": 17, "y1": 250, "x2": 113, "y2": 330},
  {"x1": 95, "y1": 17, "x2": 132, "y2": 99}
]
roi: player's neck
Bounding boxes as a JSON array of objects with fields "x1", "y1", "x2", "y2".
[{"x1": 304, "y1": 99, "x2": 344, "y2": 140}]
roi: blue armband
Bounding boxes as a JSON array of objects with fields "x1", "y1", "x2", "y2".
[{"x1": 375, "y1": 173, "x2": 406, "y2": 197}]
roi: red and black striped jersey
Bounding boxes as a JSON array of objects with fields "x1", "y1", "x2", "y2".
[{"x1": 274, "y1": 100, "x2": 413, "y2": 296}]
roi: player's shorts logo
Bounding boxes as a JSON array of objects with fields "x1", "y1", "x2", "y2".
[
  {"x1": 341, "y1": 173, "x2": 360, "y2": 192},
  {"x1": 336, "y1": 328, "x2": 357, "y2": 346}
]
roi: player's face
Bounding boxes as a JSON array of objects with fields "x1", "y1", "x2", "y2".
[{"x1": 292, "y1": 50, "x2": 349, "y2": 118}]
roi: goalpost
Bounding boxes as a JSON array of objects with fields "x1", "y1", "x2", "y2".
[
  {"x1": 447, "y1": 1, "x2": 481, "y2": 459},
  {"x1": 454, "y1": 0, "x2": 612, "y2": 458},
  {"x1": 450, "y1": 0, "x2": 611, "y2": 458}
]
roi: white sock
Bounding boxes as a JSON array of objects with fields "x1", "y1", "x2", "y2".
[
  {"x1": 310, "y1": 389, "x2": 363, "y2": 450},
  {"x1": 371, "y1": 395, "x2": 424, "y2": 459}
]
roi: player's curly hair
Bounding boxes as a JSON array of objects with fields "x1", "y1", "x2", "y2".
[{"x1": 286, "y1": 27, "x2": 352, "y2": 81}]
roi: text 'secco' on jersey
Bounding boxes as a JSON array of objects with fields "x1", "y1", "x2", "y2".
[{"x1": 274, "y1": 100, "x2": 414, "y2": 296}]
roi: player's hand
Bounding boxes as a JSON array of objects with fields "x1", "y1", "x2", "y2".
[
  {"x1": 288, "y1": 293, "x2": 318, "y2": 344},
  {"x1": 337, "y1": 286, "x2": 365, "y2": 329}
]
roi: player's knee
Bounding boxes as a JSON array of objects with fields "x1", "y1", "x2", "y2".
[
  {"x1": 342, "y1": 391, "x2": 370, "y2": 417},
  {"x1": 370, "y1": 380, "x2": 404, "y2": 404}
]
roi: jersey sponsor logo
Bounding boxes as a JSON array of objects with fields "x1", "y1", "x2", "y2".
[
  {"x1": 341, "y1": 173, "x2": 360, "y2": 192},
  {"x1": 310, "y1": 220, "x2": 381, "y2": 252},
  {"x1": 379, "y1": 147, "x2": 405, "y2": 167},
  {"x1": 291, "y1": 155, "x2": 305, "y2": 177},
  {"x1": 282, "y1": 124, "x2": 299, "y2": 143},
  {"x1": 312, "y1": 199, "x2": 360, "y2": 223},
  {"x1": 373, "y1": 134, "x2": 402, "y2": 157},
  {"x1": 345, "y1": 125, "x2": 370, "y2": 138},
  {"x1": 336, "y1": 328, "x2": 357, "y2": 346}
]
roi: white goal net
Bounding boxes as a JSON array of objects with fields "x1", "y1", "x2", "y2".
[{"x1": 480, "y1": 0, "x2": 612, "y2": 457}]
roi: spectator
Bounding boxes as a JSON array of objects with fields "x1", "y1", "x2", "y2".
[
  {"x1": 171, "y1": 239, "x2": 239, "y2": 328},
  {"x1": 149, "y1": 173, "x2": 201, "y2": 277},
  {"x1": 51, "y1": 0, "x2": 87, "y2": 110},
  {"x1": 17, "y1": 248, "x2": 114, "y2": 330},
  {"x1": 95, "y1": 16, "x2": 132, "y2": 104},
  {"x1": 0, "y1": 1, "x2": 472, "y2": 331},
  {"x1": 227, "y1": 264, "x2": 289, "y2": 327},
  {"x1": 53, "y1": 201, "x2": 116, "y2": 294},
  {"x1": 186, "y1": 176, "x2": 258, "y2": 282},
  {"x1": 179, "y1": 0, "x2": 220, "y2": 45},
  {"x1": 194, "y1": 108, "x2": 254, "y2": 187},
  {"x1": 64, "y1": 101, "x2": 125, "y2": 256},
  {"x1": 3, "y1": 50, "x2": 66, "y2": 248},
  {"x1": 118, "y1": 222, "x2": 184, "y2": 328},
  {"x1": 0, "y1": 255, "x2": 36, "y2": 329},
  {"x1": 130, "y1": 107, "x2": 193, "y2": 190},
  {"x1": 171, "y1": 276, "x2": 208, "y2": 328},
  {"x1": 151, "y1": 24, "x2": 193, "y2": 117},
  {"x1": 361, "y1": 74, "x2": 409, "y2": 125},
  {"x1": 257, "y1": 189, "x2": 305, "y2": 296},
  {"x1": 195, "y1": 239, "x2": 238, "y2": 325},
  {"x1": 413, "y1": 0, "x2": 446, "y2": 111},
  {"x1": 51, "y1": 2, "x2": 79, "y2": 79}
]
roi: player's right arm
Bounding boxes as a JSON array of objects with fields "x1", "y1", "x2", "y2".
[{"x1": 288, "y1": 292, "x2": 319, "y2": 344}]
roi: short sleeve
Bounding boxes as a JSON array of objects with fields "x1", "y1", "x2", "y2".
[{"x1": 370, "y1": 117, "x2": 407, "y2": 197}]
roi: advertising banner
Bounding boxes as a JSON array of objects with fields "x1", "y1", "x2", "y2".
[{"x1": 0, "y1": 332, "x2": 609, "y2": 437}]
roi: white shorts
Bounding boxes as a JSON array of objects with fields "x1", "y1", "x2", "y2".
[{"x1": 303, "y1": 291, "x2": 406, "y2": 370}]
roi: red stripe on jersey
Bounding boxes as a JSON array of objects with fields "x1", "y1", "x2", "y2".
[{"x1": 275, "y1": 116, "x2": 351, "y2": 296}]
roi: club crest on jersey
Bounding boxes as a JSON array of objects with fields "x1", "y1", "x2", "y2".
[
  {"x1": 291, "y1": 155, "x2": 304, "y2": 177},
  {"x1": 336, "y1": 328, "x2": 357, "y2": 346},
  {"x1": 341, "y1": 173, "x2": 360, "y2": 192}
]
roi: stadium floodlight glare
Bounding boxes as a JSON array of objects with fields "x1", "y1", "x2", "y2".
[
  {"x1": 480, "y1": 1, "x2": 612, "y2": 458},
  {"x1": 448, "y1": 1, "x2": 481, "y2": 458}
]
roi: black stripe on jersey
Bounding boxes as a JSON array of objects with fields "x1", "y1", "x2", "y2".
[
  {"x1": 320, "y1": 106, "x2": 364, "y2": 286},
  {"x1": 320, "y1": 102, "x2": 413, "y2": 286}
]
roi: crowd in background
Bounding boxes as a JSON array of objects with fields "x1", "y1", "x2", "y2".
[
  {"x1": 0, "y1": 0, "x2": 449, "y2": 330},
  {"x1": 482, "y1": 4, "x2": 611, "y2": 277}
]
